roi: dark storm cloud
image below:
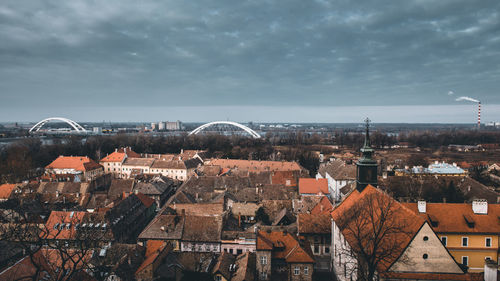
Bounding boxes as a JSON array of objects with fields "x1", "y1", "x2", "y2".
[{"x1": 1, "y1": 0, "x2": 500, "y2": 109}]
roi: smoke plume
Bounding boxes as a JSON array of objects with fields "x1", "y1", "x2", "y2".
[{"x1": 456, "y1": 96, "x2": 480, "y2": 103}]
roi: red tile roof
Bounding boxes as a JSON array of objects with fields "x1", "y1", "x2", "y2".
[
  {"x1": 256, "y1": 231, "x2": 314, "y2": 263},
  {"x1": 135, "y1": 192, "x2": 155, "y2": 208},
  {"x1": 44, "y1": 211, "x2": 87, "y2": 240},
  {"x1": 331, "y1": 185, "x2": 425, "y2": 272},
  {"x1": 208, "y1": 159, "x2": 303, "y2": 172},
  {"x1": 298, "y1": 213, "x2": 331, "y2": 234},
  {"x1": 402, "y1": 202, "x2": 500, "y2": 234},
  {"x1": 100, "y1": 148, "x2": 140, "y2": 162},
  {"x1": 136, "y1": 240, "x2": 167, "y2": 274},
  {"x1": 298, "y1": 178, "x2": 328, "y2": 195},
  {"x1": 310, "y1": 196, "x2": 333, "y2": 215},
  {"x1": 0, "y1": 184, "x2": 16, "y2": 200},
  {"x1": 46, "y1": 156, "x2": 102, "y2": 172}
]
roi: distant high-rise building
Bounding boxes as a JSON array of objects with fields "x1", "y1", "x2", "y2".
[
  {"x1": 166, "y1": 120, "x2": 182, "y2": 130},
  {"x1": 158, "y1": 122, "x2": 166, "y2": 131},
  {"x1": 151, "y1": 122, "x2": 157, "y2": 130}
]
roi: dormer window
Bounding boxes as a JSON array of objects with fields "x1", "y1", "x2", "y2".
[{"x1": 463, "y1": 215, "x2": 475, "y2": 228}]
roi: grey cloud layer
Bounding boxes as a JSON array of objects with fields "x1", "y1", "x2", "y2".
[{"x1": 1, "y1": 0, "x2": 499, "y2": 108}]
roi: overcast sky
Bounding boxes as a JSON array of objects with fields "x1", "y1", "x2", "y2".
[{"x1": 1, "y1": 0, "x2": 499, "y2": 122}]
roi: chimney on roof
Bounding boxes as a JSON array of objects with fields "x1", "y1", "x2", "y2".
[
  {"x1": 472, "y1": 199, "x2": 488, "y2": 214},
  {"x1": 417, "y1": 201, "x2": 426, "y2": 213},
  {"x1": 484, "y1": 258, "x2": 498, "y2": 281}
]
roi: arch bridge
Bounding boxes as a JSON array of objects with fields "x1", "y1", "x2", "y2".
[
  {"x1": 189, "y1": 121, "x2": 261, "y2": 139},
  {"x1": 29, "y1": 117, "x2": 87, "y2": 134}
]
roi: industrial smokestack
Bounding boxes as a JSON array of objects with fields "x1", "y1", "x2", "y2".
[
  {"x1": 478, "y1": 102, "x2": 481, "y2": 129},
  {"x1": 455, "y1": 96, "x2": 481, "y2": 128}
]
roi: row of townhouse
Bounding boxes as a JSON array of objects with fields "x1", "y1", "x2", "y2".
[{"x1": 100, "y1": 147, "x2": 204, "y2": 181}]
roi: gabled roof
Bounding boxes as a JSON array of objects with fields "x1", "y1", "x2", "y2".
[
  {"x1": 256, "y1": 231, "x2": 315, "y2": 263},
  {"x1": 181, "y1": 216, "x2": 222, "y2": 242},
  {"x1": 298, "y1": 213, "x2": 331, "y2": 234},
  {"x1": 46, "y1": 156, "x2": 102, "y2": 172},
  {"x1": 139, "y1": 214, "x2": 185, "y2": 240},
  {"x1": 403, "y1": 202, "x2": 500, "y2": 234},
  {"x1": 170, "y1": 203, "x2": 224, "y2": 216},
  {"x1": 134, "y1": 181, "x2": 172, "y2": 196},
  {"x1": 298, "y1": 178, "x2": 328, "y2": 195},
  {"x1": 107, "y1": 179, "x2": 134, "y2": 200},
  {"x1": 44, "y1": 211, "x2": 87, "y2": 240},
  {"x1": 212, "y1": 251, "x2": 235, "y2": 280},
  {"x1": 208, "y1": 159, "x2": 304, "y2": 172},
  {"x1": 100, "y1": 147, "x2": 140, "y2": 162},
  {"x1": 135, "y1": 192, "x2": 155, "y2": 208},
  {"x1": 0, "y1": 184, "x2": 17, "y2": 200},
  {"x1": 318, "y1": 159, "x2": 356, "y2": 180},
  {"x1": 136, "y1": 240, "x2": 167, "y2": 275},
  {"x1": 232, "y1": 252, "x2": 255, "y2": 281},
  {"x1": 122, "y1": 157, "x2": 155, "y2": 167},
  {"x1": 331, "y1": 185, "x2": 425, "y2": 272},
  {"x1": 310, "y1": 196, "x2": 333, "y2": 215}
]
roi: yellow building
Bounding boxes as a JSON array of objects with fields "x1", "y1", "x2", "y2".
[{"x1": 404, "y1": 200, "x2": 500, "y2": 272}]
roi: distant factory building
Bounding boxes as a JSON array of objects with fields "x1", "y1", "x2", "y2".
[{"x1": 395, "y1": 161, "x2": 467, "y2": 176}]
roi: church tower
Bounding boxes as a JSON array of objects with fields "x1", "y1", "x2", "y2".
[{"x1": 356, "y1": 118, "x2": 378, "y2": 191}]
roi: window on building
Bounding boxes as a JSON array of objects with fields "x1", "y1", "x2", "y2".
[
  {"x1": 215, "y1": 275, "x2": 222, "y2": 281},
  {"x1": 314, "y1": 245, "x2": 319, "y2": 254},
  {"x1": 462, "y1": 256, "x2": 468, "y2": 266},
  {"x1": 325, "y1": 246, "x2": 330, "y2": 254},
  {"x1": 462, "y1": 237, "x2": 468, "y2": 247},
  {"x1": 485, "y1": 237, "x2": 492, "y2": 247},
  {"x1": 260, "y1": 255, "x2": 267, "y2": 265},
  {"x1": 304, "y1": 266, "x2": 309, "y2": 275},
  {"x1": 294, "y1": 266, "x2": 300, "y2": 275},
  {"x1": 441, "y1": 236, "x2": 447, "y2": 246},
  {"x1": 237, "y1": 249, "x2": 242, "y2": 255},
  {"x1": 260, "y1": 272, "x2": 267, "y2": 280}
]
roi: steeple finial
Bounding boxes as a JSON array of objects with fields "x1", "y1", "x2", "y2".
[{"x1": 364, "y1": 117, "x2": 371, "y2": 148}]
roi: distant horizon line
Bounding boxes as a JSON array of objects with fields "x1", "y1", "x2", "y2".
[{"x1": 0, "y1": 104, "x2": 499, "y2": 124}]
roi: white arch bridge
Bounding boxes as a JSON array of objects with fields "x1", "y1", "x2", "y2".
[
  {"x1": 29, "y1": 117, "x2": 87, "y2": 134},
  {"x1": 189, "y1": 121, "x2": 261, "y2": 139}
]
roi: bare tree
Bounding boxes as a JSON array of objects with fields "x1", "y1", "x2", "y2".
[
  {"x1": 335, "y1": 192, "x2": 414, "y2": 281},
  {"x1": 0, "y1": 208, "x2": 110, "y2": 281}
]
